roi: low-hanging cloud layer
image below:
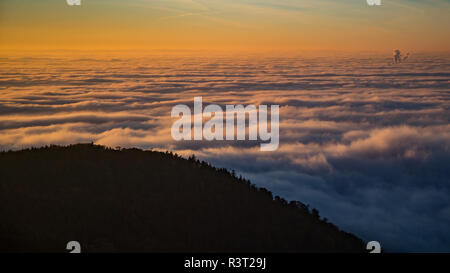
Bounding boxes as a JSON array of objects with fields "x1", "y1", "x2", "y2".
[{"x1": 1, "y1": 52, "x2": 449, "y2": 252}]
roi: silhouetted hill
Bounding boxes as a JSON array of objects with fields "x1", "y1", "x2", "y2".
[{"x1": 0, "y1": 144, "x2": 365, "y2": 252}]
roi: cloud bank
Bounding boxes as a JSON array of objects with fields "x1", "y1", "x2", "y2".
[{"x1": 1, "y1": 51, "x2": 449, "y2": 251}]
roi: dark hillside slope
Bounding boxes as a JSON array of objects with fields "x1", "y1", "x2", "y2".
[{"x1": 0, "y1": 144, "x2": 365, "y2": 252}]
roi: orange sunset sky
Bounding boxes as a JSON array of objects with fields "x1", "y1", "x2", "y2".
[{"x1": 0, "y1": 0, "x2": 449, "y2": 52}]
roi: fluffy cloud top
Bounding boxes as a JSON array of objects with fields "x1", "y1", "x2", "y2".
[{"x1": 1, "y1": 52, "x2": 449, "y2": 251}]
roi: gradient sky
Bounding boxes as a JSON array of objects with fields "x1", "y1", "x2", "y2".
[{"x1": 1, "y1": 0, "x2": 449, "y2": 51}]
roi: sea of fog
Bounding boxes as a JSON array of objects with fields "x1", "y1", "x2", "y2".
[{"x1": 0, "y1": 51, "x2": 449, "y2": 252}]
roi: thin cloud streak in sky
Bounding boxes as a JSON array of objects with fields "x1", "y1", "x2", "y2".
[{"x1": 1, "y1": 0, "x2": 450, "y2": 50}]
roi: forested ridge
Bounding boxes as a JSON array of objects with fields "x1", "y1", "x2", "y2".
[{"x1": 0, "y1": 144, "x2": 365, "y2": 252}]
